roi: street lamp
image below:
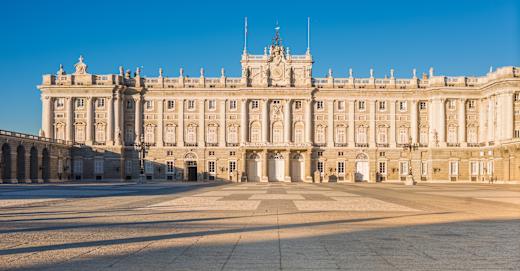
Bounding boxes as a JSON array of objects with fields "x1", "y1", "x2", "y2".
[
  {"x1": 403, "y1": 136, "x2": 419, "y2": 186},
  {"x1": 134, "y1": 134, "x2": 149, "y2": 184}
]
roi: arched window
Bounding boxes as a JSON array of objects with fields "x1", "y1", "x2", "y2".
[
  {"x1": 272, "y1": 121, "x2": 283, "y2": 143},
  {"x1": 377, "y1": 126, "x2": 387, "y2": 144},
  {"x1": 315, "y1": 125, "x2": 325, "y2": 144},
  {"x1": 186, "y1": 124, "x2": 197, "y2": 144},
  {"x1": 447, "y1": 125, "x2": 457, "y2": 143},
  {"x1": 398, "y1": 127, "x2": 408, "y2": 144},
  {"x1": 356, "y1": 126, "x2": 367, "y2": 144},
  {"x1": 75, "y1": 123, "x2": 85, "y2": 143},
  {"x1": 206, "y1": 124, "x2": 218, "y2": 144},
  {"x1": 336, "y1": 125, "x2": 346, "y2": 143},
  {"x1": 467, "y1": 126, "x2": 477, "y2": 144},
  {"x1": 227, "y1": 125, "x2": 238, "y2": 143},
  {"x1": 95, "y1": 123, "x2": 106, "y2": 143},
  {"x1": 164, "y1": 125, "x2": 176, "y2": 144},
  {"x1": 145, "y1": 125, "x2": 155, "y2": 144},
  {"x1": 294, "y1": 122, "x2": 304, "y2": 143},
  {"x1": 55, "y1": 123, "x2": 65, "y2": 141},
  {"x1": 250, "y1": 121, "x2": 261, "y2": 143}
]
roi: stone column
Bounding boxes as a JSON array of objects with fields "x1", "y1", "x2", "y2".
[
  {"x1": 41, "y1": 96, "x2": 53, "y2": 139},
  {"x1": 410, "y1": 100, "x2": 418, "y2": 143},
  {"x1": 348, "y1": 100, "x2": 355, "y2": 147},
  {"x1": 479, "y1": 99, "x2": 487, "y2": 144},
  {"x1": 389, "y1": 100, "x2": 396, "y2": 148},
  {"x1": 66, "y1": 97, "x2": 74, "y2": 142},
  {"x1": 284, "y1": 99, "x2": 291, "y2": 143},
  {"x1": 458, "y1": 98, "x2": 466, "y2": 146},
  {"x1": 503, "y1": 92, "x2": 514, "y2": 140},
  {"x1": 219, "y1": 99, "x2": 226, "y2": 147},
  {"x1": 284, "y1": 151, "x2": 291, "y2": 182},
  {"x1": 262, "y1": 99, "x2": 269, "y2": 143},
  {"x1": 428, "y1": 99, "x2": 436, "y2": 147},
  {"x1": 134, "y1": 96, "x2": 142, "y2": 144},
  {"x1": 114, "y1": 93, "x2": 122, "y2": 146},
  {"x1": 438, "y1": 99, "x2": 446, "y2": 146},
  {"x1": 86, "y1": 97, "x2": 94, "y2": 144},
  {"x1": 487, "y1": 96, "x2": 495, "y2": 144},
  {"x1": 157, "y1": 99, "x2": 164, "y2": 147},
  {"x1": 107, "y1": 96, "x2": 114, "y2": 145},
  {"x1": 305, "y1": 99, "x2": 312, "y2": 143},
  {"x1": 178, "y1": 99, "x2": 184, "y2": 147},
  {"x1": 327, "y1": 100, "x2": 334, "y2": 147},
  {"x1": 261, "y1": 151, "x2": 269, "y2": 182},
  {"x1": 304, "y1": 151, "x2": 312, "y2": 182},
  {"x1": 198, "y1": 99, "x2": 205, "y2": 147},
  {"x1": 240, "y1": 99, "x2": 248, "y2": 144},
  {"x1": 369, "y1": 100, "x2": 376, "y2": 146}
]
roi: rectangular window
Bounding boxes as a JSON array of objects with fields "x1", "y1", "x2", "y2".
[
  {"x1": 55, "y1": 98, "x2": 65, "y2": 109},
  {"x1": 94, "y1": 159, "x2": 104, "y2": 174},
  {"x1": 358, "y1": 101, "x2": 365, "y2": 111},
  {"x1": 166, "y1": 161, "x2": 175, "y2": 174},
  {"x1": 317, "y1": 161, "x2": 324, "y2": 175},
  {"x1": 338, "y1": 101, "x2": 345, "y2": 111},
  {"x1": 316, "y1": 101, "x2": 324, "y2": 110},
  {"x1": 167, "y1": 100, "x2": 175, "y2": 110},
  {"x1": 399, "y1": 101, "x2": 407, "y2": 112},
  {"x1": 229, "y1": 100, "x2": 237, "y2": 110},
  {"x1": 400, "y1": 161, "x2": 409, "y2": 176},
  {"x1": 76, "y1": 98, "x2": 85, "y2": 108},
  {"x1": 421, "y1": 161, "x2": 428, "y2": 176},
  {"x1": 96, "y1": 98, "x2": 105, "y2": 108},
  {"x1": 337, "y1": 161, "x2": 345, "y2": 175},
  {"x1": 229, "y1": 161, "x2": 236, "y2": 174},
  {"x1": 378, "y1": 101, "x2": 386, "y2": 111},
  {"x1": 378, "y1": 161, "x2": 387, "y2": 175},
  {"x1": 145, "y1": 100, "x2": 153, "y2": 110},
  {"x1": 449, "y1": 161, "x2": 459, "y2": 176},
  {"x1": 145, "y1": 161, "x2": 154, "y2": 174},
  {"x1": 468, "y1": 100, "x2": 476, "y2": 109},
  {"x1": 470, "y1": 161, "x2": 479, "y2": 176},
  {"x1": 187, "y1": 100, "x2": 195, "y2": 110},
  {"x1": 208, "y1": 99, "x2": 216, "y2": 110},
  {"x1": 251, "y1": 100, "x2": 259, "y2": 109},
  {"x1": 208, "y1": 161, "x2": 216, "y2": 174},
  {"x1": 294, "y1": 100, "x2": 302, "y2": 110},
  {"x1": 419, "y1": 101, "x2": 427, "y2": 110}
]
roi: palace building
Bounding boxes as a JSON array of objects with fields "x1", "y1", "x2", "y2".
[{"x1": 36, "y1": 27, "x2": 520, "y2": 183}]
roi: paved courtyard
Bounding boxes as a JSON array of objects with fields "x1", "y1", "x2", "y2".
[{"x1": 0, "y1": 182, "x2": 519, "y2": 271}]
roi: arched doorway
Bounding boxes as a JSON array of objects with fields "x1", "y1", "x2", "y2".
[
  {"x1": 268, "y1": 152, "x2": 284, "y2": 182},
  {"x1": 291, "y1": 153, "x2": 304, "y2": 182},
  {"x1": 355, "y1": 153, "x2": 369, "y2": 182},
  {"x1": 30, "y1": 147, "x2": 38, "y2": 182},
  {"x1": 247, "y1": 153, "x2": 261, "y2": 182},
  {"x1": 16, "y1": 145, "x2": 25, "y2": 181},
  {"x1": 184, "y1": 153, "x2": 197, "y2": 182},
  {"x1": 1, "y1": 143, "x2": 11, "y2": 181},
  {"x1": 42, "y1": 148, "x2": 50, "y2": 182}
]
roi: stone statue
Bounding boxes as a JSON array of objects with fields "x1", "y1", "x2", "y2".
[
  {"x1": 119, "y1": 66, "x2": 124, "y2": 76},
  {"x1": 74, "y1": 55, "x2": 88, "y2": 75},
  {"x1": 370, "y1": 68, "x2": 374, "y2": 78},
  {"x1": 57, "y1": 64, "x2": 66, "y2": 76},
  {"x1": 159, "y1": 67, "x2": 163, "y2": 77},
  {"x1": 135, "y1": 67, "x2": 141, "y2": 77},
  {"x1": 328, "y1": 68, "x2": 333, "y2": 78},
  {"x1": 349, "y1": 68, "x2": 353, "y2": 78},
  {"x1": 221, "y1": 67, "x2": 225, "y2": 77},
  {"x1": 264, "y1": 47, "x2": 267, "y2": 55},
  {"x1": 412, "y1": 68, "x2": 417, "y2": 78},
  {"x1": 286, "y1": 47, "x2": 290, "y2": 55},
  {"x1": 125, "y1": 69, "x2": 131, "y2": 79},
  {"x1": 390, "y1": 68, "x2": 394, "y2": 79},
  {"x1": 429, "y1": 67, "x2": 434, "y2": 78},
  {"x1": 179, "y1": 68, "x2": 184, "y2": 77},
  {"x1": 200, "y1": 67, "x2": 205, "y2": 77}
]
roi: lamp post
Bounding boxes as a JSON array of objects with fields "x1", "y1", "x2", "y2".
[
  {"x1": 134, "y1": 134, "x2": 148, "y2": 184},
  {"x1": 403, "y1": 136, "x2": 419, "y2": 186}
]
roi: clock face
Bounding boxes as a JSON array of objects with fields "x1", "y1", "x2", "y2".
[{"x1": 271, "y1": 66, "x2": 283, "y2": 80}]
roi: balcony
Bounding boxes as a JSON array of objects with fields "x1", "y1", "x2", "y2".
[
  {"x1": 355, "y1": 143, "x2": 369, "y2": 148},
  {"x1": 164, "y1": 143, "x2": 177, "y2": 147},
  {"x1": 334, "y1": 143, "x2": 348, "y2": 147},
  {"x1": 376, "y1": 143, "x2": 389, "y2": 148},
  {"x1": 447, "y1": 143, "x2": 460, "y2": 147},
  {"x1": 227, "y1": 143, "x2": 239, "y2": 147},
  {"x1": 314, "y1": 143, "x2": 326, "y2": 147},
  {"x1": 419, "y1": 143, "x2": 428, "y2": 147},
  {"x1": 184, "y1": 143, "x2": 198, "y2": 147},
  {"x1": 467, "y1": 143, "x2": 480, "y2": 147},
  {"x1": 206, "y1": 143, "x2": 218, "y2": 147}
]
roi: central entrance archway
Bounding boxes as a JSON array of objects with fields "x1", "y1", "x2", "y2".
[
  {"x1": 291, "y1": 153, "x2": 304, "y2": 182},
  {"x1": 268, "y1": 152, "x2": 284, "y2": 182},
  {"x1": 355, "y1": 153, "x2": 369, "y2": 182},
  {"x1": 247, "y1": 153, "x2": 261, "y2": 182},
  {"x1": 184, "y1": 153, "x2": 198, "y2": 182}
]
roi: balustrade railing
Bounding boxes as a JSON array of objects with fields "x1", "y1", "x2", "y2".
[{"x1": 0, "y1": 129, "x2": 71, "y2": 145}]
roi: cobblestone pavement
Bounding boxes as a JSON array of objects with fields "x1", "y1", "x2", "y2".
[{"x1": 0, "y1": 182, "x2": 519, "y2": 270}]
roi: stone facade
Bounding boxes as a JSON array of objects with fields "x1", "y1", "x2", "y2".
[{"x1": 36, "y1": 31, "x2": 520, "y2": 183}]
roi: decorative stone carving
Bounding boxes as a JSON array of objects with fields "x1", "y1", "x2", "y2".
[{"x1": 74, "y1": 55, "x2": 88, "y2": 75}]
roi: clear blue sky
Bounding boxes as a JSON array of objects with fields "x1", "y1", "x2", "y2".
[{"x1": 0, "y1": 0, "x2": 518, "y2": 135}]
